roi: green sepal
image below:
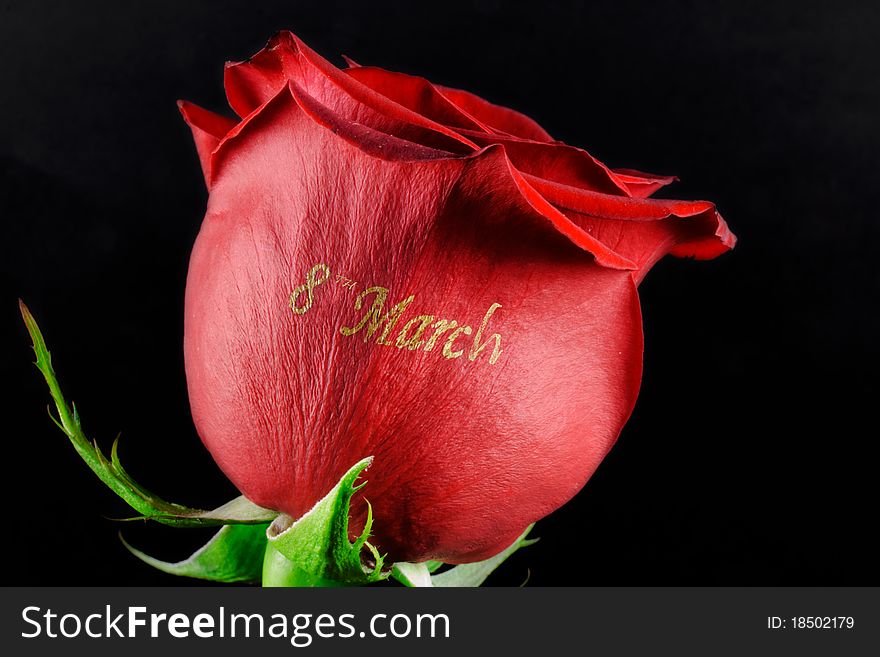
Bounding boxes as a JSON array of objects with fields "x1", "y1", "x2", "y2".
[
  {"x1": 392, "y1": 525, "x2": 537, "y2": 587},
  {"x1": 20, "y1": 301, "x2": 276, "y2": 527},
  {"x1": 266, "y1": 457, "x2": 386, "y2": 586},
  {"x1": 121, "y1": 523, "x2": 269, "y2": 583},
  {"x1": 262, "y1": 542, "x2": 349, "y2": 587}
]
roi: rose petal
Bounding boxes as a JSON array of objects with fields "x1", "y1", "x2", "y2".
[
  {"x1": 437, "y1": 84, "x2": 555, "y2": 142},
  {"x1": 177, "y1": 101, "x2": 238, "y2": 186},
  {"x1": 287, "y1": 80, "x2": 453, "y2": 162},
  {"x1": 611, "y1": 167, "x2": 678, "y2": 198},
  {"x1": 458, "y1": 128, "x2": 631, "y2": 196},
  {"x1": 524, "y1": 173, "x2": 736, "y2": 279},
  {"x1": 344, "y1": 65, "x2": 493, "y2": 134},
  {"x1": 336, "y1": 52, "x2": 554, "y2": 143}
]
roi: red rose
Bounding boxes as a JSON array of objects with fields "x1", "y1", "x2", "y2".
[{"x1": 180, "y1": 31, "x2": 734, "y2": 564}]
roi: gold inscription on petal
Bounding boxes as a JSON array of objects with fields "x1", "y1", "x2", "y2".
[
  {"x1": 396, "y1": 315, "x2": 435, "y2": 350},
  {"x1": 293, "y1": 262, "x2": 506, "y2": 366},
  {"x1": 424, "y1": 319, "x2": 458, "y2": 352},
  {"x1": 339, "y1": 286, "x2": 414, "y2": 345},
  {"x1": 443, "y1": 325, "x2": 473, "y2": 359},
  {"x1": 289, "y1": 263, "x2": 331, "y2": 315},
  {"x1": 468, "y1": 302, "x2": 503, "y2": 364}
]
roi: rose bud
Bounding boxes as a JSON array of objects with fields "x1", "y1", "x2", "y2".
[{"x1": 179, "y1": 31, "x2": 735, "y2": 565}]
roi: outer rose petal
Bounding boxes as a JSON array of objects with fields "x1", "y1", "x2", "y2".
[
  {"x1": 177, "y1": 101, "x2": 238, "y2": 185},
  {"x1": 339, "y1": 49, "x2": 554, "y2": 143},
  {"x1": 436, "y1": 85, "x2": 555, "y2": 142},
  {"x1": 185, "y1": 83, "x2": 643, "y2": 563},
  {"x1": 611, "y1": 168, "x2": 677, "y2": 198},
  {"x1": 459, "y1": 128, "x2": 630, "y2": 196},
  {"x1": 343, "y1": 66, "x2": 493, "y2": 134},
  {"x1": 522, "y1": 174, "x2": 736, "y2": 279}
]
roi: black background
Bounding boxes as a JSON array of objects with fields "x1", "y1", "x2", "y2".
[{"x1": 1, "y1": 0, "x2": 877, "y2": 585}]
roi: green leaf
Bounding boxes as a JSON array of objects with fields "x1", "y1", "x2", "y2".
[
  {"x1": 265, "y1": 457, "x2": 386, "y2": 586},
  {"x1": 20, "y1": 301, "x2": 276, "y2": 527},
  {"x1": 121, "y1": 523, "x2": 269, "y2": 583},
  {"x1": 430, "y1": 524, "x2": 537, "y2": 587}
]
